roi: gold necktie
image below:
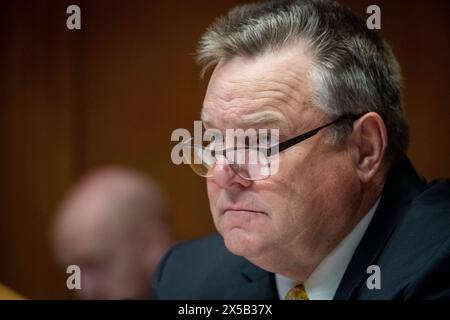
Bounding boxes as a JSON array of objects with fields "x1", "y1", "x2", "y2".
[{"x1": 284, "y1": 284, "x2": 309, "y2": 300}]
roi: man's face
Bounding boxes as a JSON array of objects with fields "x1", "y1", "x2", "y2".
[
  {"x1": 68, "y1": 233, "x2": 146, "y2": 300},
  {"x1": 202, "y1": 48, "x2": 362, "y2": 269},
  {"x1": 55, "y1": 199, "x2": 150, "y2": 300}
]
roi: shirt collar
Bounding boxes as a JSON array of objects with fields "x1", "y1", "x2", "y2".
[{"x1": 276, "y1": 197, "x2": 380, "y2": 300}]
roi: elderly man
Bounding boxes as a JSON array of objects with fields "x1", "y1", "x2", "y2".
[
  {"x1": 155, "y1": 0, "x2": 450, "y2": 299},
  {"x1": 54, "y1": 167, "x2": 172, "y2": 300}
]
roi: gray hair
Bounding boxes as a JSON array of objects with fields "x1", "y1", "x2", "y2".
[{"x1": 196, "y1": 0, "x2": 409, "y2": 164}]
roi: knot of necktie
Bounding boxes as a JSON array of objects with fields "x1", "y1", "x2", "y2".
[{"x1": 284, "y1": 284, "x2": 309, "y2": 300}]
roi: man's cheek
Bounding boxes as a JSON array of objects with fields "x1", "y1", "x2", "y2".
[
  {"x1": 206, "y1": 182, "x2": 215, "y2": 200},
  {"x1": 206, "y1": 184, "x2": 220, "y2": 213}
]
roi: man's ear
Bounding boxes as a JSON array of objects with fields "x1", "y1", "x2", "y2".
[{"x1": 349, "y1": 112, "x2": 387, "y2": 183}]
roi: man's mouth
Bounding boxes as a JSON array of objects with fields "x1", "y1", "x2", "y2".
[{"x1": 222, "y1": 208, "x2": 267, "y2": 216}]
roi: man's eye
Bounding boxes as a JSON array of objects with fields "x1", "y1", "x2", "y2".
[
  {"x1": 260, "y1": 135, "x2": 270, "y2": 144},
  {"x1": 258, "y1": 134, "x2": 279, "y2": 147},
  {"x1": 204, "y1": 141, "x2": 223, "y2": 152}
]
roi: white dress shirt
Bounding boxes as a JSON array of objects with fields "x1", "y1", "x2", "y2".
[{"x1": 276, "y1": 198, "x2": 381, "y2": 300}]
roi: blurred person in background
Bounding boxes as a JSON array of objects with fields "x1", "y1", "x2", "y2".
[{"x1": 53, "y1": 167, "x2": 172, "y2": 300}]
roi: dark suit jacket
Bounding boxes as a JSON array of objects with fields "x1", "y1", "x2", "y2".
[{"x1": 154, "y1": 157, "x2": 450, "y2": 299}]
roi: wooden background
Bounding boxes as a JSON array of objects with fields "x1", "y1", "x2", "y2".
[{"x1": 0, "y1": 0, "x2": 449, "y2": 299}]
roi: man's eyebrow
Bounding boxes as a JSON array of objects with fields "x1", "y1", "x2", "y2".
[
  {"x1": 201, "y1": 109, "x2": 286, "y2": 128},
  {"x1": 238, "y1": 110, "x2": 286, "y2": 127}
]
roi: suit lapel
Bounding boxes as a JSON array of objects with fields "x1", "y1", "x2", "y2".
[
  {"x1": 333, "y1": 157, "x2": 425, "y2": 299},
  {"x1": 225, "y1": 260, "x2": 278, "y2": 299}
]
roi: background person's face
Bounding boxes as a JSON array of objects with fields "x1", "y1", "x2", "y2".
[
  {"x1": 55, "y1": 201, "x2": 152, "y2": 300},
  {"x1": 203, "y1": 48, "x2": 362, "y2": 270},
  {"x1": 75, "y1": 237, "x2": 148, "y2": 300}
]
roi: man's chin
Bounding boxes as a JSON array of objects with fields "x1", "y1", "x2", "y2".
[{"x1": 222, "y1": 228, "x2": 267, "y2": 258}]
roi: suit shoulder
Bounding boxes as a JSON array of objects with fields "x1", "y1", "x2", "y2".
[
  {"x1": 389, "y1": 178, "x2": 450, "y2": 256},
  {"x1": 371, "y1": 179, "x2": 450, "y2": 298},
  {"x1": 153, "y1": 233, "x2": 248, "y2": 299},
  {"x1": 414, "y1": 178, "x2": 450, "y2": 209},
  {"x1": 407, "y1": 178, "x2": 450, "y2": 238},
  {"x1": 166, "y1": 233, "x2": 227, "y2": 260}
]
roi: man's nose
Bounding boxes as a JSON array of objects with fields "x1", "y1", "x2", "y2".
[{"x1": 211, "y1": 155, "x2": 252, "y2": 188}]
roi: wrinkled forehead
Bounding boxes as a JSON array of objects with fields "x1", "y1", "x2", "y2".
[{"x1": 201, "y1": 49, "x2": 316, "y2": 132}]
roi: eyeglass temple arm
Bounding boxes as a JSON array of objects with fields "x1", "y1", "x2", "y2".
[{"x1": 269, "y1": 114, "x2": 362, "y2": 156}]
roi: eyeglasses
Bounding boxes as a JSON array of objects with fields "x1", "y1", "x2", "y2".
[{"x1": 183, "y1": 113, "x2": 363, "y2": 181}]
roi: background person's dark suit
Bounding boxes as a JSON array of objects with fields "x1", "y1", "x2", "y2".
[{"x1": 153, "y1": 157, "x2": 450, "y2": 299}]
